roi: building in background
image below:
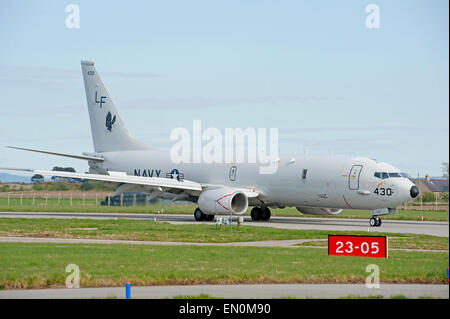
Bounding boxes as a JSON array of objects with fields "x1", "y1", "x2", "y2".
[{"x1": 411, "y1": 175, "x2": 449, "y2": 195}]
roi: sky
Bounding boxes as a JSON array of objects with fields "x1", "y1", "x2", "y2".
[{"x1": 0, "y1": 0, "x2": 448, "y2": 178}]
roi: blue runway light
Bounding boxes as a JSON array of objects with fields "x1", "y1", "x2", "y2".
[{"x1": 126, "y1": 282, "x2": 131, "y2": 299}]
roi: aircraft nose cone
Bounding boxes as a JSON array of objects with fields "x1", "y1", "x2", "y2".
[{"x1": 410, "y1": 185, "x2": 420, "y2": 199}]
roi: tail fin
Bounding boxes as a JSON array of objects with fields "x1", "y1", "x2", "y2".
[{"x1": 81, "y1": 60, "x2": 151, "y2": 152}]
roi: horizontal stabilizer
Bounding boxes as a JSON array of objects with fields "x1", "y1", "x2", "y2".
[{"x1": 6, "y1": 146, "x2": 104, "y2": 162}]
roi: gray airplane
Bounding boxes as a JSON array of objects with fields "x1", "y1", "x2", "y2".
[{"x1": 2, "y1": 61, "x2": 420, "y2": 227}]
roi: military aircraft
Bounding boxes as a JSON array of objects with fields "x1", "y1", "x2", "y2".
[{"x1": 2, "y1": 61, "x2": 420, "y2": 227}]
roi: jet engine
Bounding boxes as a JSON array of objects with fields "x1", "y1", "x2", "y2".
[
  {"x1": 198, "y1": 188, "x2": 248, "y2": 215},
  {"x1": 296, "y1": 207, "x2": 343, "y2": 216}
]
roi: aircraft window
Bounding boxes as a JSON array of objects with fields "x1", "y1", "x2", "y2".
[
  {"x1": 400, "y1": 173, "x2": 407, "y2": 178},
  {"x1": 388, "y1": 172, "x2": 401, "y2": 178},
  {"x1": 382, "y1": 172, "x2": 389, "y2": 179},
  {"x1": 374, "y1": 172, "x2": 381, "y2": 179}
]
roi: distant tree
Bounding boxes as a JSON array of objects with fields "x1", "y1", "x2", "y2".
[
  {"x1": 51, "y1": 167, "x2": 76, "y2": 182},
  {"x1": 441, "y1": 192, "x2": 449, "y2": 202},
  {"x1": 51, "y1": 167, "x2": 76, "y2": 172},
  {"x1": 421, "y1": 192, "x2": 436, "y2": 203},
  {"x1": 442, "y1": 162, "x2": 449, "y2": 179},
  {"x1": 31, "y1": 174, "x2": 44, "y2": 183}
]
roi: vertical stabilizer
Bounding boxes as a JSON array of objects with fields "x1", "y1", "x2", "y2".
[{"x1": 81, "y1": 60, "x2": 151, "y2": 152}]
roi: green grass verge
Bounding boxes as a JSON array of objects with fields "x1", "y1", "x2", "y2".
[
  {"x1": 0, "y1": 242, "x2": 447, "y2": 289},
  {"x1": 0, "y1": 218, "x2": 448, "y2": 250},
  {"x1": 0, "y1": 197, "x2": 448, "y2": 221}
]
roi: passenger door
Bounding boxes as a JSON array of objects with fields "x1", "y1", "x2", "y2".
[{"x1": 348, "y1": 165, "x2": 363, "y2": 190}]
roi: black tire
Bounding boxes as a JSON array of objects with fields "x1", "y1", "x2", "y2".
[
  {"x1": 250, "y1": 207, "x2": 261, "y2": 221},
  {"x1": 194, "y1": 208, "x2": 204, "y2": 221},
  {"x1": 261, "y1": 207, "x2": 271, "y2": 221},
  {"x1": 206, "y1": 214, "x2": 215, "y2": 221},
  {"x1": 369, "y1": 217, "x2": 377, "y2": 227},
  {"x1": 376, "y1": 218, "x2": 382, "y2": 227}
]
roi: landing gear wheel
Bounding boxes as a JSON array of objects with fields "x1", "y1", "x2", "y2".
[
  {"x1": 194, "y1": 208, "x2": 204, "y2": 221},
  {"x1": 261, "y1": 207, "x2": 271, "y2": 221},
  {"x1": 376, "y1": 217, "x2": 382, "y2": 227},
  {"x1": 370, "y1": 217, "x2": 382, "y2": 227},
  {"x1": 206, "y1": 214, "x2": 215, "y2": 221},
  {"x1": 250, "y1": 207, "x2": 262, "y2": 221}
]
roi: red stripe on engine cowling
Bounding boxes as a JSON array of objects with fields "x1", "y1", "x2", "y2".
[{"x1": 216, "y1": 194, "x2": 233, "y2": 211}]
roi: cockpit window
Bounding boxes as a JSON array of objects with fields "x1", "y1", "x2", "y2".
[{"x1": 375, "y1": 171, "x2": 405, "y2": 179}]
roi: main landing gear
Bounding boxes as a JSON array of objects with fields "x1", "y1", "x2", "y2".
[
  {"x1": 194, "y1": 207, "x2": 214, "y2": 221},
  {"x1": 250, "y1": 207, "x2": 271, "y2": 221},
  {"x1": 369, "y1": 216, "x2": 382, "y2": 227}
]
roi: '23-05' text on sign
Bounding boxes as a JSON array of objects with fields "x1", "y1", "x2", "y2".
[{"x1": 328, "y1": 235, "x2": 388, "y2": 258}]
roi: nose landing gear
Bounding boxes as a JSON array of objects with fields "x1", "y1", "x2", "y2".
[
  {"x1": 369, "y1": 216, "x2": 382, "y2": 227},
  {"x1": 369, "y1": 208, "x2": 395, "y2": 227}
]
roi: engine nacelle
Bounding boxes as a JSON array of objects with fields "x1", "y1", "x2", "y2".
[
  {"x1": 296, "y1": 207, "x2": 343, "y2": 216},
  {"x1": 198, "y1": 188, "x2": 248, "y2": 215}
]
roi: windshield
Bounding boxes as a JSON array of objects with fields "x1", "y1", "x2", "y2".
[{"x1": 374, "y1": 171, "x2": 405, "y2": 179}]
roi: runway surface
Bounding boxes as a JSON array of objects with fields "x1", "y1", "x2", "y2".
[
  {"x1": 0, "y1": 211, "x2": 448, "y2": 237},
  {"x1": 0, "y1": 284, "x2": 447, "y2": 299}
]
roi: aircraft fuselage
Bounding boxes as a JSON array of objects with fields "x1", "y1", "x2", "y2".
[{"x1": 99, "y1": 150, "x2": 416, "y2": 210}]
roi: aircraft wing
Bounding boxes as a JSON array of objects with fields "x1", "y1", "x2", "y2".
[
  {"x1": 0, "y1": 168, "x2": 262, "y2": 201},
  {"x1": 0, "y1": 168, "x2": 202, "y2": 192}
]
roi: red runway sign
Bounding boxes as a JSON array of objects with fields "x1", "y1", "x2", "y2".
[{"x1": 328, "y1": 235, "x2": 388, "y2": 258}]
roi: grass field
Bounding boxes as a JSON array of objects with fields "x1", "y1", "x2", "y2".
[
  {"x1": 0, "y1": 218, "x2": 448, "y2": 250},
  {"x1": 0, "y1": 197, "x2": 448, "y2": 221},
  {"x1": 0, "y1": 242, "x2": 447, "y2": 289},
  {"x1": 0, "y1": 218, "x2": 447, "y2": 289}
]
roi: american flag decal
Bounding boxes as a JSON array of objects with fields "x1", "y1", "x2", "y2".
[{"x1": 166, "y1": 169, "x2": 184, "y2": 181}]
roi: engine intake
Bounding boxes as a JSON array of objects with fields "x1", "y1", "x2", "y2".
[
  {"x1": 296, "y1": 207, "x2": 343, "y2": 216},
  {"x1": 198, "y1": 188, "x2": 248, "y2": 215}
]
